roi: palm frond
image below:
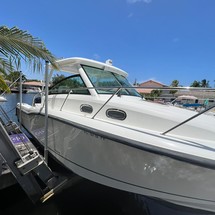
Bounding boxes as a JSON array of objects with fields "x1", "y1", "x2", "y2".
[
  {"x1": 0, "y1": 26, "x2": 59, "y2": 72},
  {"x1": 0, "y1": 75, "x2": 10, "y2": 92},
  {"x1": 0, "y1": 55, "x2": 14, "y2": 75}
]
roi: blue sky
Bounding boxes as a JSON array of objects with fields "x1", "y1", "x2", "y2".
[{"x1": 2, "y1": 0, "x2": 215, "y2": 87}]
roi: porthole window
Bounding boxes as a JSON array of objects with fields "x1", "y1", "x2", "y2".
[
  {"x1": 80, "y1": 104, "x2": 93, "y2": 114},
  {"x1": 106, "y1": 109, "x2": 127, "y2": 120}
]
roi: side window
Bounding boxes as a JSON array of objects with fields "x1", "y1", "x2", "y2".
[{"x1": 49, "y1": 75, "x2": 90, "y2": 95}]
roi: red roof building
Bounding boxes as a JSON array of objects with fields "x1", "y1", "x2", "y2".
[
  {"x1": 136, "y1": 80, "x2": 167, "y2": 94},
  {"x1": 22, "y1": 81, "x2": 45, "y2": 88}
]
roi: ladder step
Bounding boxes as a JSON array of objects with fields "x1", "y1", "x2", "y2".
[{"x1": 15, "y1": 150, "x2": 44, "y2": 175}]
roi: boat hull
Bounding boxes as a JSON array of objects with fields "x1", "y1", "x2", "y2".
[{"x1": 19, "y1": 110, "x2": 215, "y2": 212}]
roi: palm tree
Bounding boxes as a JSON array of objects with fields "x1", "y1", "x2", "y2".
[
  {"x1": 0, "y1": 26, "x2": 58, "y2": 92},
  {"x1": 190, "y1": 80, "x2": 201, "y2": 87},
  {"x1": 200, "y1": 79, "x2": 209, "y2": 88},
  {"x1": 170, "y1": 79, "x2": 179, "y2": 95}
]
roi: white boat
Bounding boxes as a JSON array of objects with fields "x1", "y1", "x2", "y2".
[
  {"x1": 25, "y1": 87, "x2": 41, "y2": 94},
  {"x1": 171, "y1": 95, "x2": 204, "y2": 111},
  {"x1": 16, "y1": 57, "x2": 215, "y2": 212},
  {"x1": 0, "y1": 95, "x2": 7, "y2": 102}
]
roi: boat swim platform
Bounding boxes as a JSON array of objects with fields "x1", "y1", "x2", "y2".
[{"x1": 0, "y1": 116, "x2": 83, "y2": 203}]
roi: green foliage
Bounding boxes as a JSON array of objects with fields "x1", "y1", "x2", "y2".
[
  {"x1": 0, "y1": 26, "x2": 58, "y2": 73},
  {"x1": 190, "y1": 80, "x2": 201, "y2": 87},
  {"x1": 171, "y1": 80, "x2": 179, "y2": 87},
  {"x1": 51, "y1": 74, "x2": 66, "y2": 86},
  {"x1": 141, "y1": 89, "x2": 162, "y2": 100},
  {"x1": 0, "y1": 26, "x2": 59, "y2": 91},
  {"x1": 6, "y1": 71, "x2": 26, "y2": 82},
  {"x1": 169, "y1": 79, "x2": 179, "y2": 95},
  {"x1": 0, "y1": 75, "x2": 10, "y2": 92},
  {"x1": 200, "y1": 79, "x2": 209, "y2": 88},
  {"x1": 190, "y1": 79, "x2": 210, "y2": 87},
  {"x1": 151, "y1": 89, "x2": 162, "y2": 97}
]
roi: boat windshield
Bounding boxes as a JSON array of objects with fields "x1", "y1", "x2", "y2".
[{"x1": 82, "y1": 65, "x2": 141, "y2": 97}]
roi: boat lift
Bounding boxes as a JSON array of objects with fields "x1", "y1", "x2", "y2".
[
  {"x1": 0, "y1": 68, "x2": 82, "y2": 203},
  {"x1": 0, "y1": 102, "x2": 80, "y2": 203}
]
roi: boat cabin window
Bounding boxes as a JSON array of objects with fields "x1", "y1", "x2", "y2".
[
  {"x1": 82, "y1": 65, "x2": 140, "y2": 97},
  {"x1": 49, "y1": 75, "x2": 90, "y2": 95}
]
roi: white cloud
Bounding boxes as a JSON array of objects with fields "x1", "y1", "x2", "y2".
[{"x1": 127, "y1": 0, "x2": 152, "y2": 4}]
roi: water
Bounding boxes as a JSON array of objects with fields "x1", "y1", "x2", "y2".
[
  {"x1": 0, "y1": 93, "x2": 214, "y2": 215},
  {"x1": 0, "y1": 93, "x2": 35, "y2": 123},
  {"x1": 0, "y1": 179, "x2": 150, "y2": 215}
]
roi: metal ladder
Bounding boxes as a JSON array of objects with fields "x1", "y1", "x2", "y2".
[{"x1": 0, "y1": 105, "x2": 73, "y2": 203}]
